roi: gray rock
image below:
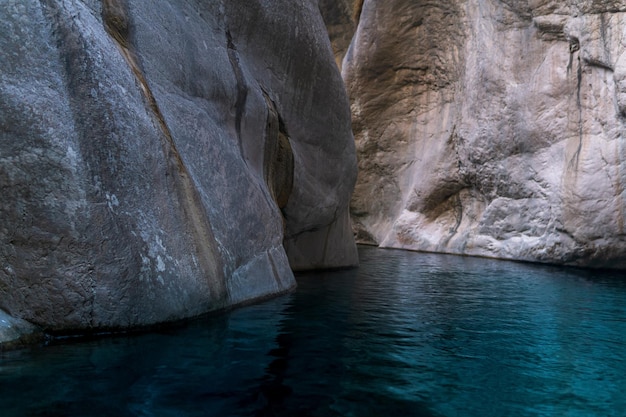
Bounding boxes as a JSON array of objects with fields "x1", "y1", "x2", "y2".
[
  {"x1": 0, "y1": 309, "x2": 41, "y2": 348},
  {"x1": 345, "y1": 0, "x2": 626, "y2": 268},
  {"x1": 0, "y1": 0, "x2": 357, "y2": 337}
]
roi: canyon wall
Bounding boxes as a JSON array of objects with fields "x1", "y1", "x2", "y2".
[
  {"x1": 0, "y1": 0, "x2": 357, "y2": 345},
  {"x1": 345, "y1": 0, "x2": 626, "y2": 268}
]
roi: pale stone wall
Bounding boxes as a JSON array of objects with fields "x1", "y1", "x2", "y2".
[{"x1": 345, "y1": 0, "x2": 626, "y2": 268}]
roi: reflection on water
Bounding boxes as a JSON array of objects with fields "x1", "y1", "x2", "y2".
[{"x1": 2, "y1": 246, "x2": 626, "y2": 416}]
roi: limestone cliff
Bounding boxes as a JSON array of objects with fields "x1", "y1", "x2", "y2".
[
  {"x1": 345, "y1": 0, "x2": 626, "y2": 268},
  {"x1": 0, "y1": 0, "x2": 357, "y2": 343}
]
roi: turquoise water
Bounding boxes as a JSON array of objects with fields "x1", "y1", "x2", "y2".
[{"x1": 1, "y1": 246, "x2": 626, "y2": 416}]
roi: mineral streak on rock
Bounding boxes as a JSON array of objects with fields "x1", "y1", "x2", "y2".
[
  {"x1": 0, "y1": 0, "x2": 357, "y2": 342},
  {"x1": 318, "y1": 0, "x2": 361, "y2": 69},
  {"x1": 102, "y1": 0, "x2": 228, "y2": 310},
  {"x1": 344, "y1": 0, "x2": 626, "y2": 268},
  {"x1": 262, "y1": 89, "x2": 294, "y2": 211}
]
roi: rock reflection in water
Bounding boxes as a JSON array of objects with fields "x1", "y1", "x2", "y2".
[{"x1": 1, "y1": 246, "x2": 626, "y2": 416}]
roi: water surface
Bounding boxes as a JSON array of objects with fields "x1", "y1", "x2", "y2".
[{"x1": 2, "y1": 246, "x2": 626, "y2": 416}]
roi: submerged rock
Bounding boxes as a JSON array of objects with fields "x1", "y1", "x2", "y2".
[
  {"x1": 0, "y1": 0, "x2": 357, "y2": 338},
  {"x1": 0, "y1": 309, "x2": 41, "y2": 348},
  {"x1": 345, "y1": 0, "x2": 626, "y2": 268}
]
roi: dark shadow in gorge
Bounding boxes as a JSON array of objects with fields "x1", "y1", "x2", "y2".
[{"x1": 239, "y1": 272, "x2": 444, "y2": 417}]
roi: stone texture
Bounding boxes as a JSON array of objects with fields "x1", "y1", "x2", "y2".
[
  {"x1": 318, "y1": 0, "x2": 360, "y2": 69},
  {"x1": 0, "y1": 308, "x2": 41, "y2": 349},
  {"x1": 345, "y1": 0, "x2": 626, "y2": 268},
  {"x1": 0, "y1": 0, "x2": 357, "y2": 338}
]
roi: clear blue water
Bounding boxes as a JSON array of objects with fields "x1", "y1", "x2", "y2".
[{"x1": 2, "y1": 246, "x2": 626, "y2": 416}]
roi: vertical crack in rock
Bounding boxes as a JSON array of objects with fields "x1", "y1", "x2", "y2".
[
  {"x1": 226, "y1": 29, "x2": 248, "y2": 158},
  {"x1": 261, "y1": 90, "x2": 294, "y2": 212},
  {"x1": 568, "y1": 37, "x2": 583, "y2": 170},
  {"x1": 353, "y1": 0, "x2": 364, "y2": 24},
  {"x1": 320, "y1": 208, "x2": 338, "y2": 260},
  {"x1": 574, "y1": 49, "x2": 584, "y2": 169},
  {"x1": 102, "y1": 0, "x2": 227, "y2": 306},
  {"x1": 567, "y1": 37, "x2": 579, "y2": 73}
]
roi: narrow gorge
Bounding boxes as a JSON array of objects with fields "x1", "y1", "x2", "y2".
[
  {"x1": 3, "y1": 0, "x2": 626, "y2": 349},
  {"x1": 3, "y1": 2, "x2": 626, "y2": 416}
]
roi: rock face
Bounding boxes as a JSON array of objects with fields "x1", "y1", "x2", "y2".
[
  {"x1": 318, "y1": 0, "x2": 360, "y2": 69},
  {"x1": 345, "y1": 0, "x2": 626, "y2": 268},
  {"x1": 0, "y1": 308, "x2": 41, "y2": 348},
  {"x1": 0, "y1": 0, "x2": 357, "y2": 338}
]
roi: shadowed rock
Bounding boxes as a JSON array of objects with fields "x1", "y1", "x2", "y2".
[{"x1": 0, "y1": 0, "x2": 357, "y2": 343}]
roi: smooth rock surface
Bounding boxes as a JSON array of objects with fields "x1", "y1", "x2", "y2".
[
  {"x1": 0, "y1": 0, "x2": 357, "y2": 336},
  {"x1": 345, "y1": 0, "x2": 626, "y2": 268},
  {"x1": 0, "y1": 308, "x2": 41, "y2": 348}
]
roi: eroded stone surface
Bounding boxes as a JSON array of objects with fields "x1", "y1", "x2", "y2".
[
  {"x1": 0, "y1": 0, "x2": 357, "y2": 337},
  {"x1": 345, "y1": 0, "x2": 626, "y2": 268}
]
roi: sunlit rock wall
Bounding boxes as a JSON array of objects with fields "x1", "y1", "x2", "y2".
[
  {"x1": 345, "y1": 0, "x2": 626, "y2": 268},
  {"x1": 0, "y1": 0, "x2": 357, "y2": 338}
]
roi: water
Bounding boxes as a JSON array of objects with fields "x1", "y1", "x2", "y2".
[{"x1": 2, "y1": 246, "x2": 626, "y2": 416}]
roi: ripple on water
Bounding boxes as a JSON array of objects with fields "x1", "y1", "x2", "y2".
[{"x1": 2, "y1": 246, "x2": 626, "y2": 416}]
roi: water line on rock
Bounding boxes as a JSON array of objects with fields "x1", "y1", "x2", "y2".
[{"x1": 261, "y1": 89, "x2": 294, "y2": 212}]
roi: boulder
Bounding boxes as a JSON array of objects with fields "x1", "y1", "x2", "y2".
[
  {"x1": 0, "y1": 308, "x2": 41, "y2": 349},
  {"x1": 0, "y1": 0, "x2": 357, "y2": 337},
  {"x1": 345, "y1": 0, "x2": 626, "y2": 268}
]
